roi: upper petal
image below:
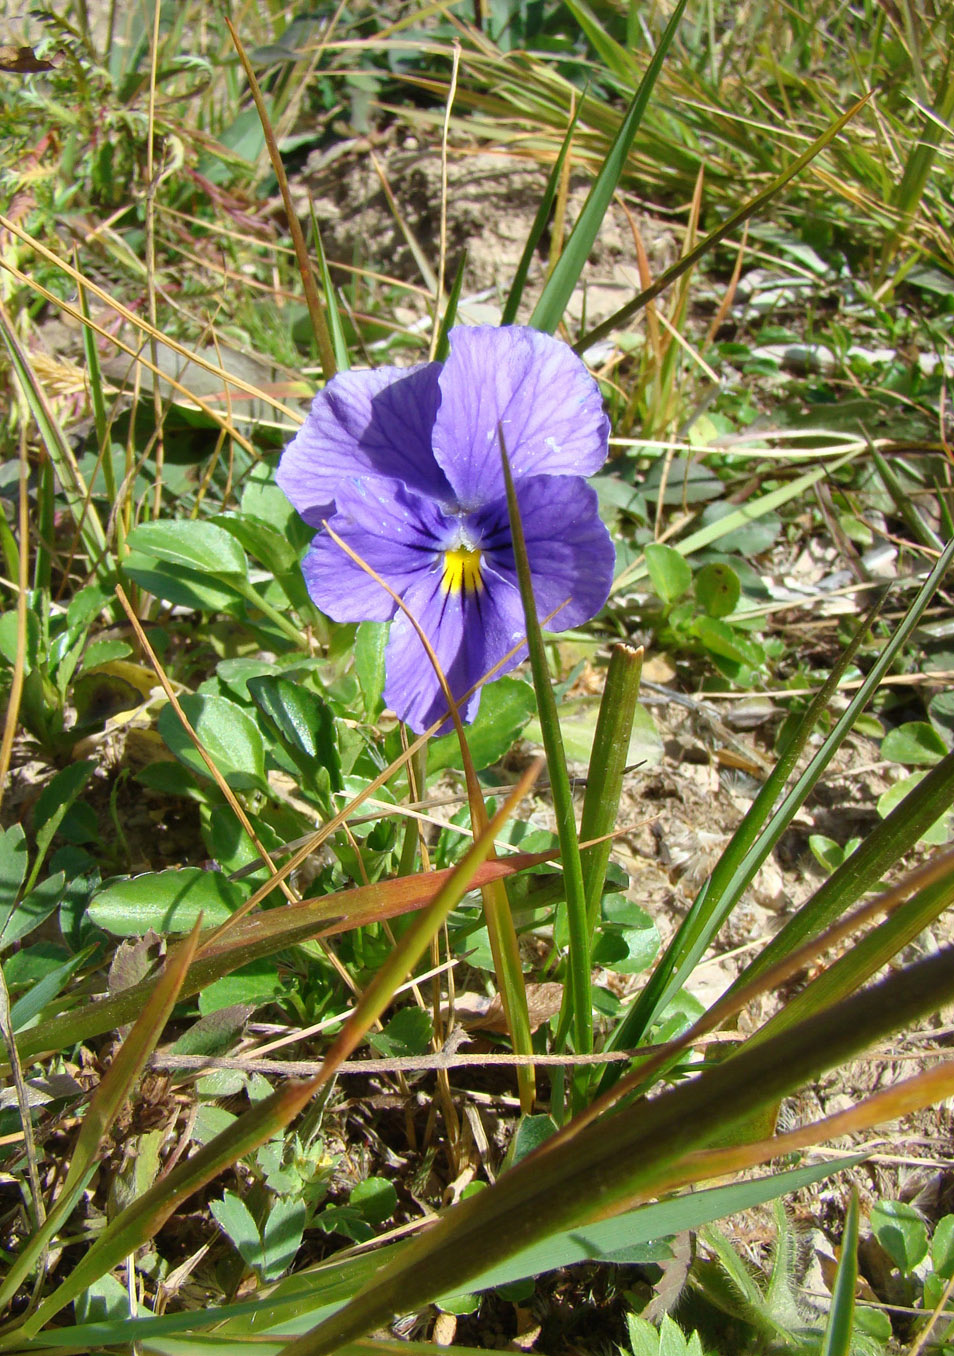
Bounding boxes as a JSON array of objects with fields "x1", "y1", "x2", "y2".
[
  {"x1": 474, "y1": 475, "x2": 615, "y2": 632},
  {"x1": 301, "y1": 480, "x2": 451, "y2": 624},
  {"x1": 431, "y1": 326, "x2": 610, "y2": 509},
  {"x1": 383, "y1": 569, "x2": 528, "y2": 733},
  {"x1": 277, "y1": 362, "x2": 451, "y2": 526}
]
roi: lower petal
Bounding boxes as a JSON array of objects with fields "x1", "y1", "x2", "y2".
[
  {"x1": 475, "y1": 475, "x2": 614, "y2": 631},
  {"x1": 383, "y1": 570, "x2": 527, "y2": 733},
  {"x1": 302, "y1": 482, "x2": 449, "y2": 623}
]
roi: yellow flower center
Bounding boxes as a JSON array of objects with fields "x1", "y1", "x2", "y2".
[{"x1": 442, "y1": 546, "x2": 483, "y2": 596}]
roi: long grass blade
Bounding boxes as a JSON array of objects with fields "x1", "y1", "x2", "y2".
[
  {"x1": 274, "y1": 946, "x2": 954, "y2": 1356},
  {"x1": 499, "y1": 432, "x2": 591, "y2": 1067},
  {"x1": 576, "y1": 92, "x2": 872, "y2": 354},
  {"x1": 529, "y1": 0, "x2": 690, "y2": 334}
]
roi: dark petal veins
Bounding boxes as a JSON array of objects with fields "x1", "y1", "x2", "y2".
[
  {"x1": 473, "y1": 474, "x2": 615, "y2": 631},
  {"x1": 383, "y1": 569, "x2": 529, "y2": 733},
  {"x1": 431, "y1": 326, "x2": 609, "y2": 509},
  {"x1": 301, "y1": 481, "x2": 455, "y2": 624},
  {"x1": 277, "y1": 362, "x2": 451, "y2": 526}
]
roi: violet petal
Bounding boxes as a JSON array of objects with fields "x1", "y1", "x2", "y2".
[
  {"x1": 277, "y1": 362, "x2": 450, "y2": 526},
  {"x1": 431, "y1": 326, "x2": 609, "y2": 509}
]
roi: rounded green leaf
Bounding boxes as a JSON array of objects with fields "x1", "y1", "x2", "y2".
[
  {"x1": 882, "y1": 721, "x2": 948, "y2": 767},
  {"x1": 870, "y1": 1200, "x2": 928, "y2": 1274},
  {"x1": 157, "y1": 693, "x2": 267, "y2": 792},
  {"x1": 126, "y1": 520, "x2": 248, "y2": 579},
  {"x1": 88, "y1": 867, "x2": 246, "y2": 936},
  {"x1": 695, "y1": 562, "x2": 741, "y2": 618},
  {"x1": 877, "y1": 772, "x2": 954, "y2": 845},
  {"x1": 350, "y1": 1177, "x2": 398, "y2": 1225},
  {"x1": 644, "y1": 542, "x2": 692, "y2": 605},
  {"x1": 929, "y1": 692, "x2": 954, "y2": 749},
  {"x1": 932, "y1": 1214, "x2": 954, "y2": 1278}
]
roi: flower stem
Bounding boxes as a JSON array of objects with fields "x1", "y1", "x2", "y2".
[{"x1": 233, "y1": 579, "x2": 308, "y2": 647}]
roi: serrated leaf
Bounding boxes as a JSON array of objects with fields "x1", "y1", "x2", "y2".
[
  {"x1": 157, "y1": 694, "x2": 267, "y2": 792},
  {"x1": 88, "y1": 868, "x2": 245, "y2": 936},
  {"x1": 126, "y1": 520, "x2": 248, "y2": 579}
]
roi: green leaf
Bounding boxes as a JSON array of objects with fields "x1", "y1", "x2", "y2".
[
  {"x1": 645, "y1": 543, "x2": 692, "y2": 605},
  {"x1": 0, "y1": 871, "x2": 65, "y2": 950},
  {"x1": 690, "y1": 615, "x2": 764, "y2": 667},
  {"x1": 198, "y1": 960, "x2": 284, "y2": 1016},
  {"x1": 212, "y1": 513, "x2": 298, "y2": 574},
  {"x1": 929, "y1": 692, "x2": 954, "y2": 748},
  {"x1": 350, "y1": 1177, "x2": 397, "y2": 1226},
  {"x1": 878, "y1": 772, "x2": 954, "y2": 844},
  {"x1": 88, "y1": 868, "x2": 246, "y2": 936},
  {"x1": 525, "y1": 698, "x2": 662, "y2": 768},
  {"x1": 211, "y1": 1191, "x2": 262, "y2": 1270},
  {"x1": 694, "y1": 563, "x2": 741, "y2": 619},
  {"x1": 871, "y1": 1200, "x2": 928, "y2": 1274},
  {"x1": 529, "y1": 0, "x2": 690, "y2": 332},
  {"x1": 157, "y1": 694, "x2": 267, "y2": 792},
  {"x1": 697, "y1": 502, "x2": 781, "y2": 556},
  {"x1": 246, "y1": 676, "x2": 341, "y2": 792},
  {"x1": 0, "y1": 825, "x2": 28, "y2": 929},
  {"x1": 9, "y1": 951, "x2": 87, "y2": 1030},
  {"x1": 932, "y1": 1214, "x2": 954, "y2": 1277},
  {"x1": 126, "y1": 520, "x2": 248, "y2": 579},
  {"x1": 368, "y1": 1006, "x2": 433, "y2": 1058},
  {"x1": 354, "y1": 621, "x2": 388, "y2": 719},
  {"x1": 123, "y1": 557, "x2": 247, "y2": 616},
  {"x1": 427, "y1": 678, "x2": 536, "y2": 773},
  {"x1": 882, "y1": 721, "x2": 948, "y2": 766},
  {"x1": 261, "y1": 1197, "x2": 307, "y2": 1281}
]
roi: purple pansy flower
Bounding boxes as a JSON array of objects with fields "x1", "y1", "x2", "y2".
[{"x1": 277, "y1": 325, "x2": 615, "y2": 733}]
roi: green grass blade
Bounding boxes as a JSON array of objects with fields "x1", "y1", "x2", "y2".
[
  {"x1": 0, "y1": 305, "x2": 110, "y2": 584},
  {"x1": 819, "y1": 1189, "x2": 859, "y2": 1356},
  {"x1": 580, "y1": 642, "x2": 643, "y2": 933},
  {"x1": 434, "y1": 249, "x2": 467, "y2": 361},
  {"x1": 756, "y1": 852, "x2": 954, "y2": 1042},
  {"x1": 575, "y1": 92, "x2": 872, "y2": 354},
  {"x1": 501, "y1": 98, "x2": 585, "y2": 326},
  {"x1": 600, "y1": 536, "x2": 954, "y2": 1085},
  {"x1": 560, "y1": 0, "x2": 639, "y2": 83},
  {"x1": 529, "y1": 0, "x2": 690, "y2": 334},
  {"x1": 310, "y1": 202, "x2": 351, "y2": 373},
  {"x1": 273, "y1": 946, "x2": 954, "y2": 1356},
  {"x1": 871, "y1": 445, "x2": 943, "y2": 552},
  {"x1": 499, "y1": 432, "x2": 591, "y2": 1063},
  {"x1": 737, "y1": 748, "x2": 954, "y2": 991},
  {"x1": 0, "y1": 925, "x2": 200, "y2": 1315}
]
